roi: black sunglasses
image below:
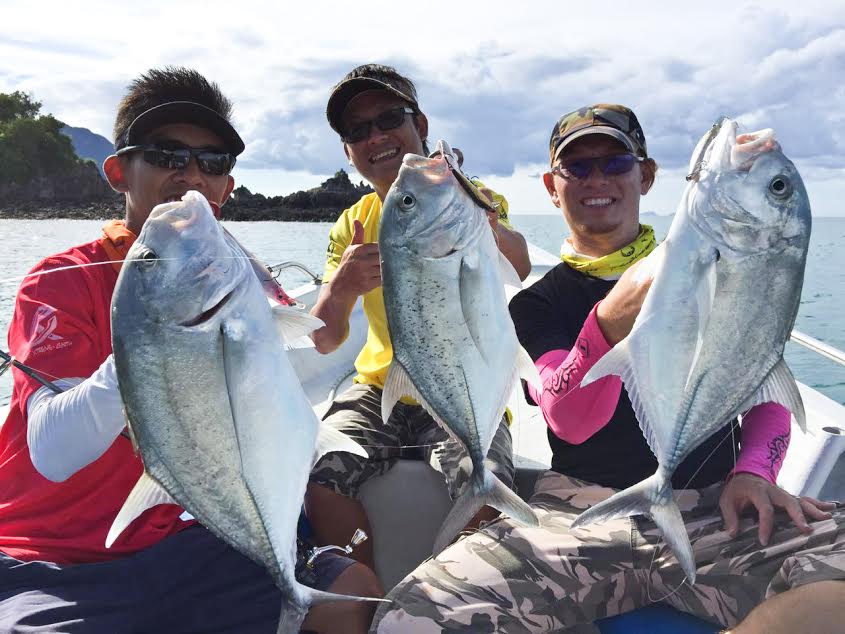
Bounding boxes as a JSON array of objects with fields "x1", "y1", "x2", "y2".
[
  {"x1": 552, "y1": 153, "x2": 643, "y2": 181},
  {"x1": 342, "y1": 106, "x2": 415, "y2": 144},
  {"x1": 116, "y1": 144, "x2": 237, "y2": 176}
]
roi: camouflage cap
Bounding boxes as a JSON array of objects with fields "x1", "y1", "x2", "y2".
[
  {"x1": 326, "y1": 66, "x2": 420, "y2": 136},
  {"x1": 549, "y1": 104, "x2": 648, "y2": 166}
]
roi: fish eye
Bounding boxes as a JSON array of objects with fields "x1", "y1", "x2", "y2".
[
  {"x1": 768, "y1": 175, "x2": 792, "y2": 199},
  {"x1": 136, "y1": 248, "x2": 158, "y2": 269},
  {"x1": 398, "y1": 193, "x2": 416, "y2": 211}
]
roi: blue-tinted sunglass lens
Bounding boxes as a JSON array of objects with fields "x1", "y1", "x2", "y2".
[
  {"x1": 564, "y1": 159, "x2": 593, "y2": 179},
  {"x1": 603, "y1": 154, "x2": 636, "y2": 175},
  {"x1": 561, "y1": 154, "x2": 637, "y2": 179}
]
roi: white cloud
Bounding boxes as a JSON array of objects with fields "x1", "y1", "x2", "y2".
[{"x1": 1, "y1": 0, "x2": 844, "y2": 214}]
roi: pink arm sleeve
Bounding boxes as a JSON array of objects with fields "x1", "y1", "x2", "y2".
[
  {"x1": 731, "y1": 402, "x2": 792, "y2": 484},
  {"x1": 527, "y1": 303, "x2": 625, "y2": 444},
  {"x1": 527, "y1": 302, "x2": 794, "y2": 477}
]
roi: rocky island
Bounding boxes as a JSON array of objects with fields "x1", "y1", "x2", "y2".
[{"x1": 0, "y1": 168, "x2": 372, "y2": 222}]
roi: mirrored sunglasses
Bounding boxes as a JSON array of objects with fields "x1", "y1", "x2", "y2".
[
  {"x1": 552, "y1": 153, "x2": 643, "y2": 180},
  {"x1": 116, "y1": 144, "x2": 236, "y2": 176},
  {"x1": 342, "y1": 106, "x2": 415, "y2": 144}
]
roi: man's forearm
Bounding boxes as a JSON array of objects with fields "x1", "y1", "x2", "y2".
[
  {"x1": 309, "y1": 281, "x2": 358, "y2": 354},
  {"x1": 495, "y1": 225, "x2": 531, "y2": 280},
  {"x1": 27, "y1": 355, "x2": 126, "y2": 482}
]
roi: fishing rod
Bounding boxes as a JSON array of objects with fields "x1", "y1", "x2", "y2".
[
  {"x1": 0, "y1": 350, "x2": 63, "y2": 394},
  {"x1": 1, "y1": 349, "x2": 133, "y2": 441}
]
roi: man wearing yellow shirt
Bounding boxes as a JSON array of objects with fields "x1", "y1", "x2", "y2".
[{"x1": 306, "y1": 63, "x2": 531, "y2": 568}]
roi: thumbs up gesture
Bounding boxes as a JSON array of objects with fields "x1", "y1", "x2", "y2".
[{"x1": 332, "y1": 220, "x2": 382, "y2": 298}]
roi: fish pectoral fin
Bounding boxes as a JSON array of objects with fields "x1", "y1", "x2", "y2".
[
  {"x1": 516, "y1": 345, "x2": 542, "y2": 392},
  {"x1": 581, "y1": 339, "x2": 632, "y2": 387},
  {"x1": 106, "y1": 472, "x2": 177, "y2": 548},
  {"x1": 271, "y1": 305, "x2": 325, "y2": 348},
  {"x1": 381, "y1": 361, "x2": 423, "y2": 423},
  {"x1": 314, "y1": 421, "x2": 368, "y2": 465},
  {"x1": 582, "y1": 340, "x2": 661, "y2": 457},
  {"x1": 497, "y1": 250, "x2": 522, "y2": 289},
  {"x1": 685, "y1": 250, "x2": 719, "y2": 390},
  {"x1": 382, "y1": 361, "x2": 450, "y2": 431},
  {"x1": 741, "y1": 359, "x2": 807, "y2": 432}
]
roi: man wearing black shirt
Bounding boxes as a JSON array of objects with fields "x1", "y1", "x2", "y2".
[{"x1": 370, "y1": 105, "x2": 845, "y2": 634}]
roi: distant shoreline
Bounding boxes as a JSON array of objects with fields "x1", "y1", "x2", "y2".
[
  {"x1": 0, "y1": 170, "x2": 371, "y2": 222},
  {"x1": 0, "y1": 200, "x2": 342, "y2": 222}
]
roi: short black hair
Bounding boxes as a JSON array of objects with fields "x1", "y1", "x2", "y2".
[
  {"x1": 329, "y1": 63, "x2": 429, "y2": 155},
  {"x1": 113, "y1": 67, "x2": 234, "y2": 149}
]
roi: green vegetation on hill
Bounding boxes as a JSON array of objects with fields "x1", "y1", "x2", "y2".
[
  {"x1": 0, "y1": 90, "x2": 369, "y2": 220},
  {"x1": 0, "y1": 91, "x2": 80, "y2": 188}
]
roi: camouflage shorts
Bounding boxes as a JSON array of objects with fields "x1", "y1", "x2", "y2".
[
  {"x1": 309, "y1": 383, "x2": 515, "y2": 499},
  {"x1": 371, "y1": 470, "x2": 845, "y2": 633}
]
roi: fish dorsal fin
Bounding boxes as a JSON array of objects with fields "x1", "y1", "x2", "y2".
[
  {"x1": 581, "y1": 339, "x2": 661, "y2": 458},
  {"x1": 106, "y1": 472, "x2": 177, "y2": 548},
  {"x1": 381, "y1": 360, "x2": 451, "y2": 432},
  {"x1": 313, "y1": 422, "x2": 368, "y2": 467},
  {"x1": 271, "y1": 305, "x2": 324, "y2": 349},
  {"x1": 685, "y1": 248, "x2": 719, "y2": 391},
  {"x1": 741, "y1": 359, "x2": 806, "y2": 432},
  {"x1": 498, "y1": 250, "x2": 522, "y2": 289},
  {"x1": 517, "y1": 345, "x2": 542, "y2": 393}
]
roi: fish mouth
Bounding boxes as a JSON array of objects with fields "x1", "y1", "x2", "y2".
[{"x1": 180, "y1": 289, "x2": 236, "y2": 327}]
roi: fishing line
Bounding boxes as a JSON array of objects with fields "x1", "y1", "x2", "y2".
[
  {"x1": 354, "y1": 440, "x2": 462, "y2": 450},
  {"x1": 644, "y1": 418, "x2": 742, "y2": 602},
  {"x1": 0, "y1": 255, "x2": 262, "y2": 287}
]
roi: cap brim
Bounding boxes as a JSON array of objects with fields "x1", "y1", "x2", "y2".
[
  {"x1": 326, "y1": 77, "x2": 417, "y2": 135},
  {"x1": 552, "y1": 127, "x2": 636, "y2": 164},
  {"x1": 123, "y1": 101, "x2": 245, "y2": 156}
]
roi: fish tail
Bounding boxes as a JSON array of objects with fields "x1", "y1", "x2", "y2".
[
  {"x1": 570, "y1": 472, "x2": 697, "y2": 582},
  {"x1": 275, "y1": 584, "x2": 388, "y2": 633},
  {"x1": 275, "y1": 601, "x2": 306, "y2": 634},
  {"x1": 432, "y1": 469, "x2": 539, "y2": 556},
  {"x1": 303, "y1": 586, "x2": 389, "y2": 607}
]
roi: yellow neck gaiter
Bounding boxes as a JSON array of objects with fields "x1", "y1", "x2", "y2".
[{"x1": 560, "y1": 224, "x2": 656, "y2": 280}]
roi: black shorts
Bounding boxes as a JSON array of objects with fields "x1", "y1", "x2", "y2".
[{"x1": 0, "y1": 525, "x2": 355, "y2": 633}]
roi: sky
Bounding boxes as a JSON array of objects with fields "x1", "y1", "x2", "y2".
[{"x1": 1, "y1": 0, "x2": 844, "y2": 216}]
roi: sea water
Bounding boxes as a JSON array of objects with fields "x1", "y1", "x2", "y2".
[{"x1": 1, "y1": 214, "x2": 843, "y2": 405}]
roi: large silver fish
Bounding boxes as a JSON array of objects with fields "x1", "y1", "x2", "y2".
[
  {"x1": 379, "y1": 140, "x2": 541, "y2": 554},
  {"x1": 107, "y1": 191, "x2": 373, "y2": 633},
  {"x1": 572, "y1": 119, "x2": 812, "y2": 582}
]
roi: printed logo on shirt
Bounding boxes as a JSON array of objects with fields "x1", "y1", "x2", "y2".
[{"x1": 28, "y1": 305, "x2": 67, "y2": 351}]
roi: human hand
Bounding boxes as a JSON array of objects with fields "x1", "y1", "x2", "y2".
[
  {"x1": 595, "y1": 258, "x2": 653, "y2": 345},
  {"x1": 719, "y1": 472, "x2": 835, "y2": 545},
  {"x1": 331, "y1": 220, "x2": 381, "y2": 298}
]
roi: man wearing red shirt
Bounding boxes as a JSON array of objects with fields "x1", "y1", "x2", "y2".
[{"x1": 0, "y1": 66, "x2": 380, "y2": 633}]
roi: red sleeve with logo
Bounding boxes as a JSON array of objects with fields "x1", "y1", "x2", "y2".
[{"x1": 0, "y1": 240, "x2": 193, "y2": 564}]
